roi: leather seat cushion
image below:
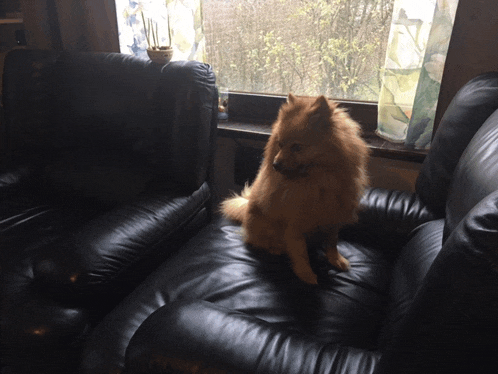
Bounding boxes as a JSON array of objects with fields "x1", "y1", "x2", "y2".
[
  {"x1": 131, "y1": 218, "x2": 392, "y2": 344},
  {"x1": 82, "y1": 216, "x2": 409, "y2": 372}
]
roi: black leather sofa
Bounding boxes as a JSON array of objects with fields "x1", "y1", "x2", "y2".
[
  {"x1": 80, "y1": 72, "x2": 498, "y2": 374},
  {"x1": 0, "y1": 49, "x2": 218, "y2": 373}
]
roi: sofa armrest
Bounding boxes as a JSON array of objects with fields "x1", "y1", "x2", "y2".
[
  {"x1": 332, "y1": 188, "x2": 438, "y2": 260},
  {"x1": 358, "y1": 187, "x2": 436, "y2": 235},
  {"x1": 33, "y1": 183, "x2": 210, "y2": 299},
  {"x1": 377, "y1": 190, "x2": 498, "y2": 374},
  {"x1": 125, "y1": 300, "x2": 380, "y2": 374}
]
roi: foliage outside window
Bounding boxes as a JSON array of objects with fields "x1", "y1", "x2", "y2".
[
  {"x1": 203, "y1": 0, "x2": 394, "y2": 101},
  {"x1": 115, "y1": 0, "x2": 455, "y2": 151},
  {"x1": 116, "y1": 0, "x2": 394, "y2": 102}
]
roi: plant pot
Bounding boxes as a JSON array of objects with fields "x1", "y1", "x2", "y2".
[{"x1": 147, "y1": 47, "x2": 173, "y2": 64}]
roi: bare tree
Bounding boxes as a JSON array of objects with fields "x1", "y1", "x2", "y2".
[{"x1": 202, "y1": 0, "x2": 393, "y2": 101}]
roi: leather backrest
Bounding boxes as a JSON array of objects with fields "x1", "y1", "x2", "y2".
[
  {"x1": 376, "y1": 190, "x2": 498, "y2": 374},
  {"x1": 415, "y1": 72, "x2": 498, "y2": 217},
  {"x1": 444, "y1": 109, "x2": 498, "y2": 239},
  {"x1": 2, "y1": 50, "x2": 217, "y2": 203}
]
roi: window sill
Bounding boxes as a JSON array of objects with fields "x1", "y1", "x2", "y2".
[{"x1": 218, "y1": 119, "x2": 428, "y2": 163}]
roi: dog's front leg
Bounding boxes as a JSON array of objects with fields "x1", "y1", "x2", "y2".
[
  {"x1": 325, "y1": 225, "x2": 350, "y2": 271},
  {"x1": 284, "y1": 228, "x2": 317, "y2": 285}
]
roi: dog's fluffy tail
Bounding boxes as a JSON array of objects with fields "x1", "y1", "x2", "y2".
[{"x1": 220, "y1": 185, "x2": 251, "y2": 222}]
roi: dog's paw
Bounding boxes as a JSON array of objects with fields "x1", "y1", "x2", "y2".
[
  {"x1": 289, "y1": 257, "x2": 318, "y2": 284},
  {"x1": 334, "y1": 255, "x2": 350, "y2": 271},
  {"x1": 298, "y1": 271, "x2": 318, "y2": 285},
  {"x1": 326, "y1": 250, "x2": 350, "y2": 272},
  {"x1": 292, "y1": 265, "x2": 318, "y2": 285}
]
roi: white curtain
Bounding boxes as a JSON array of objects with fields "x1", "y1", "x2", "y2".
[
  {"x1": 376, "y1": 0, "x2": 459, "y2": 149},
  {"x1": 114, "y1": 0, "x2": 205, "y2": 62}
]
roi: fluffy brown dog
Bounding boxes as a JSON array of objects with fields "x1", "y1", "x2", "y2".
[{"x1": 221, "y1": 94, "x2": 369, "y2": 284}]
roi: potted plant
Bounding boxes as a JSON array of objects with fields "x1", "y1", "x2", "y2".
[{"x1": 142, "y1": 11, "x2": 173, "y2": 64}]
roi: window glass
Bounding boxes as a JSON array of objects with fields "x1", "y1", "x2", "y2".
[
  {"x1": 203, "y1": 0, "x2": 394, "y2": 101},
  {"x1": 116, "y1": 0, "x2": 394, "y2": 102}
]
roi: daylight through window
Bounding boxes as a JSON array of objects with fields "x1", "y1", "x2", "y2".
[
  {"x1": 116, "y1": 0, "x2": 394, "y2": 102},
  {"x1": 203, "y1": 0, "x2": 394, "y2": 101}
]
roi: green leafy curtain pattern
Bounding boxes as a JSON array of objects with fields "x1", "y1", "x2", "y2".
[
  {"x1": 115, "y1": 0, "x2": 205, "y2": 62},
  {"x1": 377, "y1": 0, "x2": 458, "y2": 149}
]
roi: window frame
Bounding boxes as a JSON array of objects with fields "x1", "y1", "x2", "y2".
[
  {"x1": 221, "y1": 91, "x2": 429, "y2": 163},
  {"x1": 227, "y1": 92, "x2": 378, "y2": 134}
]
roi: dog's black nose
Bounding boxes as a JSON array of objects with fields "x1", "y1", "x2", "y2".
[{"x1": 273, "y1": 161, "x2": 283, "y2": 172}]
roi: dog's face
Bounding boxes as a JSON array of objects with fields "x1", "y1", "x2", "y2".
[
  {"x1": 271, "y1": 94, "x2": 336, "y2": 179},
  {"x1": 272, "y1": 136, "x2": 315, "y2": 179}
]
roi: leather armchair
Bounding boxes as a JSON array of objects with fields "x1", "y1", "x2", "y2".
[
  {"x1": 81, "y1": 72, "x2": 498, "y2": 374},
  {"x1": 0, "y1": 49, "x2": 218, "y2": 374}
]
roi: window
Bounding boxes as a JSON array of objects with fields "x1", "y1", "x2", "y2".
[
  {"x1": 203, "y1": 0, "x2": 394, "y2": 102},
  {"x1": 115, "y1": 0, "x2": 441, "y2": 158},
  {"x1": 116, "y1": 0, "x2": 393, "y2": 103}
]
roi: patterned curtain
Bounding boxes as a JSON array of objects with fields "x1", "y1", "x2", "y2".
[
  {"x1": 114, "y1": 0, "x2": 205, "y2": 62},
  {"x1": 376, "y1": 0, "x2": 459, "y2": 149}
]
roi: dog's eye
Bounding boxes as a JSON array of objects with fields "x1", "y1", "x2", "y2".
[{"x1": 290, "y1": 143, "x2": 302, "y2": 153}]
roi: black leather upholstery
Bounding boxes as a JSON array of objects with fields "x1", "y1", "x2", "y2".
[
  {"x1": 80, "y1": 72, "x2": 498, "y2": 374},
  {"x1": 0, "y1": 49, "x2": 218, "y2": 373},
  {"x1": 444, "y1": 109, "x2": 498, "y2": 238},
  {"x1": 416, "y1": 72, "x2": 498, "y2": 217},
  {"x1": 3, "y1": 50, "x2": 216, "y2": 193},
  {"x1": 377, "y1": 190, "x2": 498, "y2": 374}
]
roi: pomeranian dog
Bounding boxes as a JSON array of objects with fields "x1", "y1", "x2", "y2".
[{"x1": 221, "y1": 94, "x2": 369, "y2": 284}]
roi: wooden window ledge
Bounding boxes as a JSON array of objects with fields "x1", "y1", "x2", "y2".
[{"x1": 218, "y1": 120, "x2": 428, "y2": 163}]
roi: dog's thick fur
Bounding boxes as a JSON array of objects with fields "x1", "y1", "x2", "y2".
[{"x1": 221, "y1": 94, "x2": 369, "y2": 284}]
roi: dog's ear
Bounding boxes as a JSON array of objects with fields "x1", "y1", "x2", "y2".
[
  {"x1": 309, "y1": 95, "x2": 333, "y2": 131},
  {"x1": 287, "y1": 93, "x2": 297, "y2": 104},
  {"x1": 311, "y1": 95, "x2": 332, "y2": 115}
]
